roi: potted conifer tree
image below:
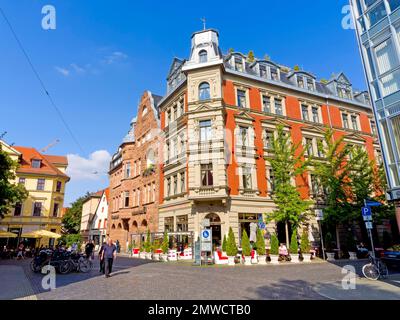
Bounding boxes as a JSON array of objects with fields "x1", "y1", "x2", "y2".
[
  {"x1": 226, "y1": 227, "x2": 238, "y2": 266},
  {"x1": 269, "y1": 233, "x2": 279, "y2": 264},
  {"x1": 300, "y1": 230, "x2": 312, "y2": 262},
  {"x1": 256, "y1": 229, "x2": 266, "y2": 265},
  {"x1": 161, "y1": 231, "x2": 169, "y2": 262},
  {"x1": 290, "y1": 230, "x2": 299, "y2": 263},
  {"x1": 241, "y1": 230, "x2": 252, "y2": 266},
  {"x1": 222, "y1": 234, "x2": 227, "y2": 256},
  {"x1": 325, "y1": 232, "x2": 335, "y2": 261},
  {"x1": 144, "y1": 229, "x2": 152, "y2": 259}
]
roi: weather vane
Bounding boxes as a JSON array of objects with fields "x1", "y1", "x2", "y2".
[{"x1": 201, "y1": 17, "x2": 206, "y2": 30}]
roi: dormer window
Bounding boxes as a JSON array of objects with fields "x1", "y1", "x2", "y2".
[
  {"x1": 307, "y1": 78, "x2": 315, "y2": 91},
  {"x1": 235, "y1": 56, "x2": 244, "y2": 72},
  {"x1": 199, "y1": 50, "x2": 208, "y2": 63},
  {"x1": 199, "y1": 82, "x2": 210, "y2": 100},
  {"x1": 32, "y1": 159, "x2": 41, "y2": 168},
  {"x1": 271, "y1": 67, "x2": 279, "y2": 81},
  {"x1": 260, "y1": 65, "x2": 267, "y2": 78},
  {"x1": 338, "y1": 86, "x2": 352, "y2": 99},
  {"x1": 297, "y1": 77, "x2": 304, "y2": 88}
]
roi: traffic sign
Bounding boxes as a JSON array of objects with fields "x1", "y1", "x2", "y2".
[
  {"x1": 365, "y1": 222, "x2": 373, "y2": 230},
  {"x1": 200, "y1": 229, "x2": 212, "y2": 252},
  {"x1": 362, "y1": 207, "x2": 372, "y2": 217},
  {"x1": 366, "y1": 200, "x2": 382, "y2": 207}
]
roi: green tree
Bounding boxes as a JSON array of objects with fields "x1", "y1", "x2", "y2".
[
  {"x1": 144, "y1": 229, "x2": 151, "y2": 252},
  {"x1": 161, "y1": 231, "x2": 169, "y2": 254},
  {"x1": 247, "y1": 50, "x2": 255, "y2": 63},
  {"x1": 62, "y1": 194, "x2": 89, "y2": 234},
  {"x1": 265, "y1": 125, "x2": 312, "y2": 247},
  {"x1": 241, "y1": 230, "x2": 251, "y2": 256},
  {"x1": 0, "y1": 149, "x2": 28, "y2": 219},
  {"x1": 226, "y1": 227, "x2": 238, "y2": 256},
  {"x1": 270, "y1": 233, "x2": 279, "y2": 255},
  {"x1": 222, "y1": 234, "x2": 227, "y2": 252},
  {"x1": 290, "y1": 230, "x2": 298, "y2": 255},
  {"x1": 60, "y1": 233, "x2": 81, "y2": 247},
  {"x1": 255, "y1": 229, "x2": 265, "y2": 256},
  {"x1": 300, "y1": 230, "x2": 311, "y2": 254}
]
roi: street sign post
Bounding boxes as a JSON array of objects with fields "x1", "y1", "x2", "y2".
[
  {"x1": 315, "y1": 209, "x2": 326, "y2": 260},
  {"x1": 363, "y1": 200, "x2": 376, "y2": 259},
  {"x1": 200, "y1": 228, "x2": 212, "y2": 265},
  {"x1": 193, "y1": 239, "x2": 201, "y2": 266}
]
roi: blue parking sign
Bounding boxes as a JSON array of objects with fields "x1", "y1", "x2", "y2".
[{"x1": 362, "y1": 207, "x2": 372, "y2": 217}]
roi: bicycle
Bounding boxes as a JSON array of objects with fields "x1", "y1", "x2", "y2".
[
  {"x1": 362, "y1": 254, "x2": 389, "y2": 281},
  {"x1": 67, "y1": 254, "x2": 93, "y2": 273}
]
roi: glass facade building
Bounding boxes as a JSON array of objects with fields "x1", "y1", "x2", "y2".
[{"x1": 351, "y1": 0, "x2": 400, "y2": 201}]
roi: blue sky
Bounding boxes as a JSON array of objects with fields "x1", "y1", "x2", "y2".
[{"x1": 0, "y1": 0, "x2": 366, "y2": 205}]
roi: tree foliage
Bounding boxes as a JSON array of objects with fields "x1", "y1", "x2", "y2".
[
  {"x1": 255, "y1": 229, "x2": 265, "y2": 256},
  {"x1": 265, "y1": 125, "x2": 312, "y2": 246},
  {"x1": 226, "y1": 227, "x2": 238, "y2": 256},
  {"x1": 162, "y1": 231, "x2": 169, "y2": 254},
  {"x1": 62, "y1": 194, "x2": 89, "y2": 234},
  {"x1": 270, "y1": 233, "x2": 279, "y2": 255},
  {"x1": 222, "y1": 234, "x2": 227, "y2": 252},
  {"x1": 241, "y1": 230, "x2": 251, "y2": 256},
  {"x1": 0, "y1": 149, "x2": 28, "y2": 219},
  {"x1": 300, "y1": 230, "x2": 311, "y2": 254},
  {"x1": 290, "y1": 230, "x2": 298, "y2": 255}
]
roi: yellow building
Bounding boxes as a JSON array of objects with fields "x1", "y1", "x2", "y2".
[{"x1": 0, "y1": 140, "x2": 70, "y2": 248}]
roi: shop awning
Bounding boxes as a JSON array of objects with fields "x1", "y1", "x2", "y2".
[
  {"x1": 21, "y1": 229, "x2": 61, "y2": 239},
  {"x1": 0, "y1": 230, "x2": 18, "y2": 238}
]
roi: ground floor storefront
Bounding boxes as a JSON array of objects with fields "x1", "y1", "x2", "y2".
[{"x1": 0, "y1": 223, "x2": 62, "y2": 249}]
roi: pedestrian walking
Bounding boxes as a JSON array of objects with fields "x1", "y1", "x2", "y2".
[
  {"x1": 116, "y1": 240, "x2": 120, "y2": 253},
  {"x1": 101, "y1": 239, "x2": 116, "y2": 278},
  {"x1": 85, "y1": 240, "x2": 95, "y2": 260},
  {"x1": 16, "y1": 243, "x2": 25, "y2": 260},
  {"x1": 98, "y1": 242, "x2": 106, "y2": 273}
]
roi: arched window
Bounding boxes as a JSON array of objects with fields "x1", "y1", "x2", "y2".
[
  {"x1": 111, "y1": 224, "x2": 116, "y2": 229},
  {"x1": 141, "y1": 219, "x2": 148, "y2": 227},
  {"x1": 117, "y1": 223, "x2": 122, "y2": 229},
  {"x1": 199, "y1": 50, "x2": 208, "y2": 63},
  {"x1": 199, "y1": 82, "x2": 210, "y2": 101}
]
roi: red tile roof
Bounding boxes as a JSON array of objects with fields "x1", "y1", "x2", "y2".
[{"x1": 13, "y1": 146, "x2": 69, "y2": 180}]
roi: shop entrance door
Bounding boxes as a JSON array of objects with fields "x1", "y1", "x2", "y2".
[{"x1": 205, "y1": 213, "x2": 221, "y2": 249}]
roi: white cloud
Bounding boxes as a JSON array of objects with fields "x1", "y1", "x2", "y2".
[
  {"x1": 66, "y1": 150, "x2": 111, "y2": 181},
  {"x1": 70, "y1": 63, "x2": 86, "y2": 74},
  {"x1": 102, "y1": 51, "x2": 128, "y2": 65},
  {"x1": 55, "y1": 66, "x2": 70, "y2": 77}
]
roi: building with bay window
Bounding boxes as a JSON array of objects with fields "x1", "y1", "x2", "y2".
[
  {"x1": 157, "y1": 28, "x2": 385, "y2": 247},
  {"x1": 351, "y1": 0, "x2": 400, "y2": 232}
]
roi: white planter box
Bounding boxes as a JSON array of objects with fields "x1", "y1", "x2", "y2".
[
  {"x1": 140, "y1": 252, "x2": 147, "y2": 259},
  {"x1": 160, "y1": 254, "x2": 168, "y2": 262},
  {"x1": 228, "y1": 256, "x2": 235, "y2": 266},
  {"x1": 258, "y1": 255, "x2": 267, "y2": 265},
  {"x1": 244, "y1": 256, "x2": 252, "y2": 266},
  {"x1": 302, "y1": 253, "x2": 312, "y2": 262},
  {"x1": 153, "y1": 254, "x2": 160, "y2": 261},
  {"x1": 326, "y1": 252, "x2": 335, "y2": 261},
  {"x1": 291, "y1": 254, "x2": 299, "y2": 263},
  {"x1": 269, "y1": 255, "x2": 279, "y2": 264},
  {"x1": 349, "y1": 252, "x2": 357, "y2": 260}
]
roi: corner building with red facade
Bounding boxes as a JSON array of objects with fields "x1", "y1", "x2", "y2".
[{"x1": 157, "y1": 28, "x2": 382, "y2": 247}]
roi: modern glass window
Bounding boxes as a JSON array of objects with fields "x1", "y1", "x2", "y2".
[
  {"x1": 375, "y1": 38, "x2": 399, "y2": 76},
  {"x1": 37, "y1": 178, "x2": 45, "y2": 191},
  {"x1": 53, "y1": 203, "x2": 59, "y2": 217},
  {"x1": 367, "y1": 2, "x2": 386, "y2": 27},
  {"x1": 312, "y1": 107, "x2": 320, "y2": 123},
  {"x1": 262, "y1": 95, "x2": 271, "y2": 113},
  {"x1": 201, "y1": 164, "x2": 213, "y2": 186},
  {"x1": 237, "y1": 89, "x2": 247, "y2": 108},
  {"x1": 56, "y1": 181, "x2": 62, "y2": 192},
  {"x1": 342, "y1": 114, "x2": 350, "y2": 129},
  {"x1": 14, "y1": 203, "x2": 22, "y2": 216},
  {"x1": 275, "y1": 99, "x2": 283, "y2": 115},
  {"x1": 391, "y1": 114, "x2": 400, "y2": 155},
  {"x1": 33, "y1": 202, "x2": 42, "y2": 216},
  {"x1": 301, "y1": 105, "x2": 309, "y2": 121},
  {"x1": 380, "y1": 69, "x2": 400, "y2": 97},
  {"x1": 199, "y1": 82, "x2": 210, "y2": 100},
  {"x1": 31, "y1": 159, "x2": 41, "y2": 168},
  {"x1": 242, "y1": 167, "x2": 252, "y2": 190},
  {"x1": 239, "y1": 126, "x2": 248, "y2": 145},
  {"x1": 389, "y1": 0, "x2": 400, "y2": 12},
  {"x1": 200, "y1": 120, "x2": 212, "y2": 142},
  {"x1": 199, "y1": 50, "x2": 208, "y2": 63}
]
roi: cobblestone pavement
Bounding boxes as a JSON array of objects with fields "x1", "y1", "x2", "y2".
[{"x1": 1, "y1": 257, "x2": 399, "y2": 300}]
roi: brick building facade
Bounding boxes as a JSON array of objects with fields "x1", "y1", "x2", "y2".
[
  {"x1": 157, "y1": 28, "x2": 386, "y2": 248},
  {"x1": 108, "y1": 91, "x2": 162, "y2": 252}
]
